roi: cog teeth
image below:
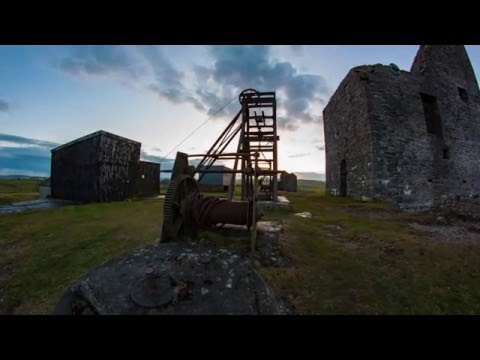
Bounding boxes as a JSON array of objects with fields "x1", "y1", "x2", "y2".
[
  {"x1": 162, "y1": 174, "x2": 201, "y2": 240},
  {"x1": 163, "y1": 179, "x2": 179, "y2": 225}
]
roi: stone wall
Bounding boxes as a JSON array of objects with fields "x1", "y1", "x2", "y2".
[
  {"x1": 323, "y1": 69, "x2": 374, "y2": 200},
  {"x1": 362, "y1": 65, "x2": 437, "y2": 211},
  {"x1": 411, "y1": 45, "x2": 480, "y2": 212},
  {"x1": 323, "y1": 45, "x2": 480, "y2": 213}
]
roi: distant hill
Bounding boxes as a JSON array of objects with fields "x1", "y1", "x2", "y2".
[
  {"x1": 298, "y1": 179, "x2": 325, "y2": 187},
  {"x1": 294, "y1": 172, "x2": 325, "y2": 181},
  {"x1": 0, "y1": 175, "x2": 48, "y2": 180}
]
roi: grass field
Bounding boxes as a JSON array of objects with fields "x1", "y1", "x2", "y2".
[
  {"x1": 0, "y1": 180, "x2": 40, "y2": 205},
  {"x1": 261, "y1": 182, "x2": 480, "y2": 315},
  {"x1": 0, "y1": 188, "x2": 163, "y2": 314},
  {"x1": 1, "y1": 179, "x2": 480, "y2": 314}
]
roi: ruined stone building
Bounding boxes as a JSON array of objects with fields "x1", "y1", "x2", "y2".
[
  {"x1": 323, "y1": 45, "x2": 480, "y2": 212},
  {"x1": 51, "y1": 131, "x2": 160, "y2": 202},
  {"x1": 278, "y1": 171, "x2": 297, "y2": 192}
]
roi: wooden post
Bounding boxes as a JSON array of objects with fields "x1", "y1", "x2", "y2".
[
  {"x1": 240, "y1": 100, "x2": 248, "y2": 201},
  {"x1": 227, "y1": 126, "x2": 244, "y2": 201},
  {"x1": 272, "y1": 97, "x2": 278, "y2": 202},
  {"x1": 251, "y1": 152, "x2": 259, "y2": 254}
]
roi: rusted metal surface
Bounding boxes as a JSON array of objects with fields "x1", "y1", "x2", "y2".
[
  {"x1": 161, "y1": 174, "x2": 200, "y2": 242},
  {"x1": 161, "y1": 88, "x2": 283, "y2": 246},
  {"x1": 190, "y1": 89, "x2": 281, "y2": 203},
  {"x1": 189, "y1": 152, "x2": 253, "y2": 157},
  {"x1": 160, "y1": 152, "x2": 262, "y2": 243},
  {"x1": 193, "y1": 197, "x2": 252, "y2": 227}
]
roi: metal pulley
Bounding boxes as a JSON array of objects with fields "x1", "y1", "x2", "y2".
[{"x1": 239, "y1": 88, "x2": 260, "y2": 104}]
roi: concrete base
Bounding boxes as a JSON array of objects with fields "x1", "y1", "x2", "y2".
[
  {"x1": 213, "y1": 220, "x2": 284, "y2": 237},
  {"x1": 53, "y1": 241, "x2": 292, "y2": 315},
  {"x1": 209, "y1": 221, "x2": 290, "y2": 268},
  {"x1": 257, "y1": 195, "x2": 292, "y2": 212}
]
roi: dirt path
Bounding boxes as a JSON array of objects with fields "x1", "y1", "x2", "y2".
[{"x1": 0, "y1": 199, "x2": 76, "y2": 215}]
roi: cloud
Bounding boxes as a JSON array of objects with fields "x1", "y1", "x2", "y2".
[
  {"x1": 0, "y1": 133, "x2": 59, "y2": 148},
  {"x1": 145, "y1": 49, "x2": 236, "y2": 116},
  {"x1": 193, "y1": 45, "x2": 328, "y2": 128},
  {"x1": 57, "y1": 45, "x2": 143, "y2": 79},
  {"x1": 209, "y1": 45, "x2": 270, "y2": 87},
  {"x1": 193, "y1": 65, "x2": 213, "y2": 83},
  {"x1": 140, "y1": 150, "x2": 165, "y2": 164},
  {"x1": 288, "y1": 153, "x2": 311, "y2": 158},
  {"x1": 194, "y1": 88, "x2": 237, "y2": 117},
  {"x1": 0, "y1": 134, "x2": 59, "y2": 177},
  {"x1": 311, "y1": 137, "x2": 325, "y2": 151},
  {"x1": 57, "y1": 45, "x2": 203, "y2": 113},
  {"x1": 278, "y1": 116, "x2": 299, "y2": 131},
  {"x1": 55, "y1": 45, "x2": 329, "y2": 130},
  {"x1": 141, "y1": 45, "x2": 190, "y2": 104},
  {"x1": 290, "y1": 45, "x2": 304, "y2": 56},
  {"x1": 313, "y1": 140, "x2": 325, "y2": 151},
  {"x1": 0, "y1": 99, "x2": 9, "y2": 112}
]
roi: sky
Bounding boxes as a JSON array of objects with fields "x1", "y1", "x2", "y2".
[{"x1": 1, "y1": 45, "x2": 480, "y2": 178}]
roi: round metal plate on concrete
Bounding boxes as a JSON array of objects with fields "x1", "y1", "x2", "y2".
[
  {"x1": 53, "y1": 243, "x2": 293, "y2": 315},
  {"x1": 129, "y1": 276, "x2": 174, "y2": 308}
]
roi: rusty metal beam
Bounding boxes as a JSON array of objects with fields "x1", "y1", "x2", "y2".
[
  {"x1": 227, "y1": 122, "x2": 244, "y2": 201},
  {"x1": 195, "y1": 109, "x2": 242, "y2": 175},
  {"x1": 188, "y1": 152, "x2": 254, "y2": 158},
  {"x1": 161, "y1": 169, "x2": 275, "y2": 174}
]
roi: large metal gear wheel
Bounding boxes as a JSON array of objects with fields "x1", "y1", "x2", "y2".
[{"x1": 161, "y1": 174, "x2": 200, "y2": 242}]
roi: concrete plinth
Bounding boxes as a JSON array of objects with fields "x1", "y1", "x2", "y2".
[{"x1": 257, "y1": 195, "x2": 292, "y2": 212}]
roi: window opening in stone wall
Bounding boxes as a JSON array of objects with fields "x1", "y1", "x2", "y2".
[
  {"x1": 443, "y1": 147, "x2": 450, "y2": 159},
  {"x1": 420, "y1": 93, "x2": 444, "y2": 138},
  {"x1": 458, "y1": 87, "x2": 469, "y2": 102},
  {"x1": 340, "y1": 159, "x2": 347, "y2": 197}
]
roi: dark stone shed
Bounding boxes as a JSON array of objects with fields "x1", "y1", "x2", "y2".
[{"x1": 51, "y1": 130, "x2": 159, "y2": 202}]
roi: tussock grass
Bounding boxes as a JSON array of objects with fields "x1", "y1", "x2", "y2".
[{"x1": 261, "y1": 181, "x2": 480, "y2": 314}]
